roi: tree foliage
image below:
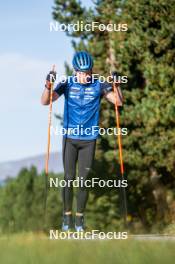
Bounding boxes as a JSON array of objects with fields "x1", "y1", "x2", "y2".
[{"x1": 0, "y1": 168, "x2": 62, "y2": 233}]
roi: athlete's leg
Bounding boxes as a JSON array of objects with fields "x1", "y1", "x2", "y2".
[
  {"x1": 62, "y1": 138, "x2": 78, "y2": 213},
  {"x1": 76, "y1": 140, "x2": 96, "y2": 214}
]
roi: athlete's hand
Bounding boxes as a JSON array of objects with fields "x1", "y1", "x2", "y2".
[
  {"x1": 45, "y1": 66, "x2": 57, "y2": 90},
  {"x1": 112, "y1": 71, "x2": 120, "y2": 86},
  {"x1": 111, "y1": 71, "x2": 123, "y2": 104}
]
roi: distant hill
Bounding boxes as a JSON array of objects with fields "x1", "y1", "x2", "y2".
[{"x1": 0, "y1": 152, "x2": 63, "y2": 181}]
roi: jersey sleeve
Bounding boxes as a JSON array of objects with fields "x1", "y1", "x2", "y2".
[
  {"x1": 54, "y1": 80, "x2": 68, "y2": 97},
  {"x1": 100, "y1": 81, "x2": 113, "y2": 96}
]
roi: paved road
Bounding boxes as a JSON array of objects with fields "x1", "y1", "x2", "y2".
[{"x1": 130, "y1": 235, "x2": 175, "y2": 241}]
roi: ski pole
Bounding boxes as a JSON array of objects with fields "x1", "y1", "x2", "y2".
[
  {"x1": 45, "y1": 65, "x2": 56, "y2": 176},
  {"x1": 43, "y1": 65, "x2": 56, "y2": 230},
  {"x1": 112, "y1": 72, "x2": 127, "y2": 227},
  {"x1": 113, "y1": 81, "x2": 124, "y2": 175}
]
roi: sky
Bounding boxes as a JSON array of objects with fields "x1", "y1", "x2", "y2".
[{"x1": 0, "y1": 0, "x2": 93, "y2": 162}]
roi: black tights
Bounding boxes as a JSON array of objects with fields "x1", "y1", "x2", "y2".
[{"x1": 62, "y1": 137, "x2": 96, "y2": 213}]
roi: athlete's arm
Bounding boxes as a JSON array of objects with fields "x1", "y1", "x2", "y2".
[
  {"x1": 41, "y1": 89, "x2": 59, "y2": 105},
  {"x1": 41, "y1": 72, "x2": 67, "y2": 105},
  {"x1": 101, "y1": 82, "x2": 123, "y2": 106},
  {"x1": 104, "y1": 85, "x2": 123, "y2": 106},
  {"x1": 41, "y1": 70, "x2": 59, "y2": 105}
]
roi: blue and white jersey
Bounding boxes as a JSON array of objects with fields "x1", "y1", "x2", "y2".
[{"x1": 54, "y1": 76, "x2": 112, "y2": 140}]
